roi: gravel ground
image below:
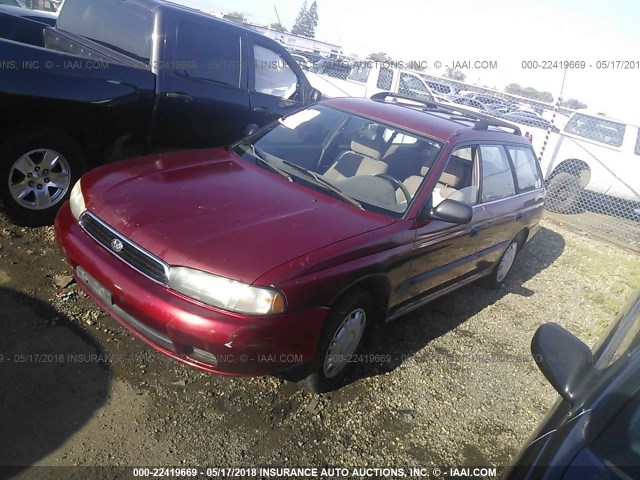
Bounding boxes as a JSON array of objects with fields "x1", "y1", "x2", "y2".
[{"x1": 0, "y1": 212, "x2": 638, "y2": 479}]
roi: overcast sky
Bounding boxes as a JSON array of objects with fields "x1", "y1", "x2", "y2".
[{"x1": 173, "y1": 0, "x2": 640, "y2": 121}]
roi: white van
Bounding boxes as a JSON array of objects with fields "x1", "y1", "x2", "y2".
[{"x1": 536, "y1": 111, "x2": 640, "y2": 214}]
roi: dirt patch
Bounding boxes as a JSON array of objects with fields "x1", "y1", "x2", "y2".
[{"x1": 0, "y1": 212, "x2": 638, "y2": 474}]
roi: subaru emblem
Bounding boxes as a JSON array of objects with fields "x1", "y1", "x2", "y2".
[{"x1": 111, "y1": 238, "x2": 124, "y2": 252}]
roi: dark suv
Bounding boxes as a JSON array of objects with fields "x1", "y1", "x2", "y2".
[{"x1": 55, "y1": 93, "x2": 546, "y2": 393}]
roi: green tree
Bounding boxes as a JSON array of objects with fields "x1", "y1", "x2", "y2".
[
  {"x1": 292, "y1": 1, "x2": 319, "y2": 37},
  {"x1": 561, "y1": 98, "x2": 588, "y2": 109},
  {"x1": 367, "y1": 52, "x2": 393, "y2": 62},
  {"x1": 269, "y1": 22, "x2": 288, "y2": 32},
  {"x1": 444, "y1": 67, "x2": 466, "y2": 82},
  {"x1": 225, "y1": 11, "x2": 246, "y2": 24},
  {"x1": 505, "y1": 83, "x2": 554, "y2": 103},
  {"x1": 307, "y1": 1, "x2": 319, "y2": 37}
]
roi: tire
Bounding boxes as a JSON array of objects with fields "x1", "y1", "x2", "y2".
[
  {"x1": 545, "y1": 171, "x2": 584, "y2": 214},
  {"x1": 0, "y1": 130, "x2": 85, "y2": 227},
  {"x1": 483, "y1": 235, "x2": 523, "y2": 290},
  {"x1": 297, "y1": 289, "x2": 373, "y2": 394}
]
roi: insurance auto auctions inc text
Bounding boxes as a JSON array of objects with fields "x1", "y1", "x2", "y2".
[{"x1": 211, "y1": 466, "x2": 498, "y2": 478}]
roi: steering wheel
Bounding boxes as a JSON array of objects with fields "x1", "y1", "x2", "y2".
[{"x1": 376, "y1": 174, "x2": 412, "y2": 204}]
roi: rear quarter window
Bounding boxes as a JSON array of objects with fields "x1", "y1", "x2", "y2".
[
  {"x1": 507, "y1": 146, "x2": 543, "y2": 192},
  {"x1": 57, "y1": 0, "x2": 153, "y2": 64}
]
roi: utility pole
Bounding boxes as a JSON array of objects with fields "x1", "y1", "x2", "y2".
[{"x1": 273, "y1": 4, "x2": 283, "y2": 30}]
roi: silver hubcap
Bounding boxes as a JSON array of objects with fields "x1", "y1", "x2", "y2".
[
  {"x1": 497, "y1": 242, "x2": 518, "y2": 282},
  {"x1": 8, "y1": 149, "x2": 71, "y2": 210},
  {"x1": 323, "y1": 308, "x2": 367, "y2": 378}
]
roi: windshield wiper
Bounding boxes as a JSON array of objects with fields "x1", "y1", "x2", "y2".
[
  {"x1": 246, "y1": 144, "x2": 292, "y2": 182},
  {"x1": 281, "y1": 160, "x2": 364, "y2": 210}
]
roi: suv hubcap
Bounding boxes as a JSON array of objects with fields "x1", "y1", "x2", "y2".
[
  {"x1": 8, "y1": 149, "x2": 71, "y2": 210},
  {"x1": 497, "y1": 242, "x2": 518, "y2": 282},
  {"x1": 323, "y1": 308, "x2": 366, "y2": 378}
]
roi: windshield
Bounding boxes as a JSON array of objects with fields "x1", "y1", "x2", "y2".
[{"x1": 231, "y1": 106, "x2": 443, "y2": 216}]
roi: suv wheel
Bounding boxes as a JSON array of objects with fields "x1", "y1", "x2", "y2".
[
  {"x1": 0, "y1": 131, "x2": 85, "y2": 226},
  {"x1": 298, "y1": 289, "x2": 373, "y2": 393},
  {"x1": 546, "y1": 171, "x2": 584, "y2": 214}
]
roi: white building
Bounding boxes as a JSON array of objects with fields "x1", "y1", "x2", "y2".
[{"x1": 245, "y1": 24, "x2": 342, "y2": 58}]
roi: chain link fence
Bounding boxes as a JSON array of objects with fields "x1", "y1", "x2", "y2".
[{"x1": 305, "y1": 56, "x2": 640, "y2": 252}]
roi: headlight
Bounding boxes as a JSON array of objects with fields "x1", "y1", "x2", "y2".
[
  {"x1": 169, "y1": 267, "x2": 285, "y2": 315},
  {"x1": 69, "y1": 179, "x2": 86, "y2": 221}
]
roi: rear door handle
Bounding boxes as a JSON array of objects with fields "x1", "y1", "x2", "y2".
[
  {"x1": 253, "y1": 107, "x2": 271, "y2": 113},
  {"x1": 515, "y1": 212, "x2": 523, "y2": 221},
  {"x1": 166, "y1": 92, "x2": 193, "y2": 101}
]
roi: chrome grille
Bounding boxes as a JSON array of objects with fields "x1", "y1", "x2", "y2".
[{"x1": 80, "y1": 212, "x2": 169, "y2": 284}]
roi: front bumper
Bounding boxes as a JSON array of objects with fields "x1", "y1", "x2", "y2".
[{"x1": 54, "y1": 203, "x2": 328, "y2": 376}]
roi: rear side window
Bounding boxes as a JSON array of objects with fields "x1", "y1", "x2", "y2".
[
  {"x1": 564, "y1": 113, "x2": 626, "y2": 147},
  {"x1": 175, "y1": 21, "x2": 241, "y2": 87},
  {"x1": 480, "y1": 145, "x2": 516, "y2": 202},
  {"x1": 635, "y1": 128, "x2": 640, "y2": 156},
  {"x1": 507, "y1": 146, "x2": 542, "y2": 191},
  {"x1": 376, "y1": 67, "x2": 393, "y2": 90},
  {"x1": 253, "y1": 45, "x2": 298, "y2": 99},
  {"x1": 398, "y1": 72, "x2": 433, "y2": 100},
  {"x1": 57, "y1": 0, "x2": 153, "y2": 64}
]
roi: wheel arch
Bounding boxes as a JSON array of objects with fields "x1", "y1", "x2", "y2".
[
  {"x1": 0, "y1": 120, "x2": 97, "y2": 170},
  {"x1": 328, "y1": 273, "x2": 391, "y2": 327},
  {"x1": 550, "y1": 159, "x2": 591, "y2": 188}
]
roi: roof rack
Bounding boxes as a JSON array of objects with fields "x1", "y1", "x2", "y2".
[{"x1": 369, "y1": 91, "x2": 522, "y2": 136}]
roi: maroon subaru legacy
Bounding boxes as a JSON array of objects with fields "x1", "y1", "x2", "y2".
[{"x1": 55, "y1": 94, "x2": 545, "y2": 392}]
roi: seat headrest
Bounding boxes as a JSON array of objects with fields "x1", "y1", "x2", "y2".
[
  {"x1": 439, "y1": 172, "x2": 461, "y2": 187},
  {"x1": 351, "y1": 140, "x2": 382, "y2": 160}
]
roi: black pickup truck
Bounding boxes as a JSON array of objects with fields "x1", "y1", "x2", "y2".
[{"x1": 0, "y1": 0, "x2": 321, "y2": 225}]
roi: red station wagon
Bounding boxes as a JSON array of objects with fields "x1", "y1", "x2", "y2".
[{"x1": 55, "y1": 93, "x2": 545, "y2": 392}]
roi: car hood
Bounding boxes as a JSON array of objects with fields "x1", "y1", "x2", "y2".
[{"x1": 82, "y1": 148, "x2": 394, "y2": 284}]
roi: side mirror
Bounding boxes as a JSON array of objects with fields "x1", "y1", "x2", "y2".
[
  {"x1": 531, "y1": 323, "x2": 593, "y2": 402},
  {"x1": 244, "y1": 123, "x2": 260, "y2": 137},
  {"x1": 428, "y1": 199, "x2": 473, "y2": 224},
  {"x1": 309, "y1": 88, "x2": 322, "y2": 103}
]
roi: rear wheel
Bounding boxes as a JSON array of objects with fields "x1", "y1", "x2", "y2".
[
  {"x1": 483, "y1": 235, "x2": 523, "y2": 289},
  {"x1": 297, "y1": 289, "x2": 373, "y2": 393},
  {"x1": 0, "y1": 131, "x2": 85, "y2": 226},
  {"x1": 545, "y1": 171, "x2": 584, "y2": 214}
]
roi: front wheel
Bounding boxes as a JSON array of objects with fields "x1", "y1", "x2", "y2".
[
  {"x1": 545, "y1": 171, "x2": 584, "y2": 214},
  {"x1": 0, "y1": 131, "x2": 85, "y2": 226},
  {"x1": 297, "y1": 289, "x2": 373, "y2": 393}
]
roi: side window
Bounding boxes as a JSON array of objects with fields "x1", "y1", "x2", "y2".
[
  {"x1": 635, "y1": 128, "x2": 640, "y2": 156},
  {"x1": 348, "y1": 63, "x2": 370, "y2": 83},
  {"x1": 480, "y1": 145, "x2": 516, "y2": 202},
  {"x1": 433, "y1": 146, "x2": 478, "y2": 207},
  {"x1": 253, "y1": 45, "x2": 298, "y2": 100},
  {"x1": 175, "y1": 22, "x2": 241, "y2": 87},
  {"x1": 507, "y1": 146, "x2": 543, "y2": 191},
  {"x1": 376, "y1": 67, "x2": 393, "y2": 90},
  {"x1": 564, "y1": 113, "x2": 626, "y2": 147},
  {"x1": 398, "y1": 72, "x2": 433, "y2": 100}
]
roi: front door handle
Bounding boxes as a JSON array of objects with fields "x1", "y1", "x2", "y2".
[
  {"x1": 470, "y1": 226, "x2": 480, "y2": 237},
  {"x1": 515, "y1": 212, "x2": 523, "y2": 221},
  {"x1": 253, "y1": 107, "x2": 271, "y2": 113}
]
